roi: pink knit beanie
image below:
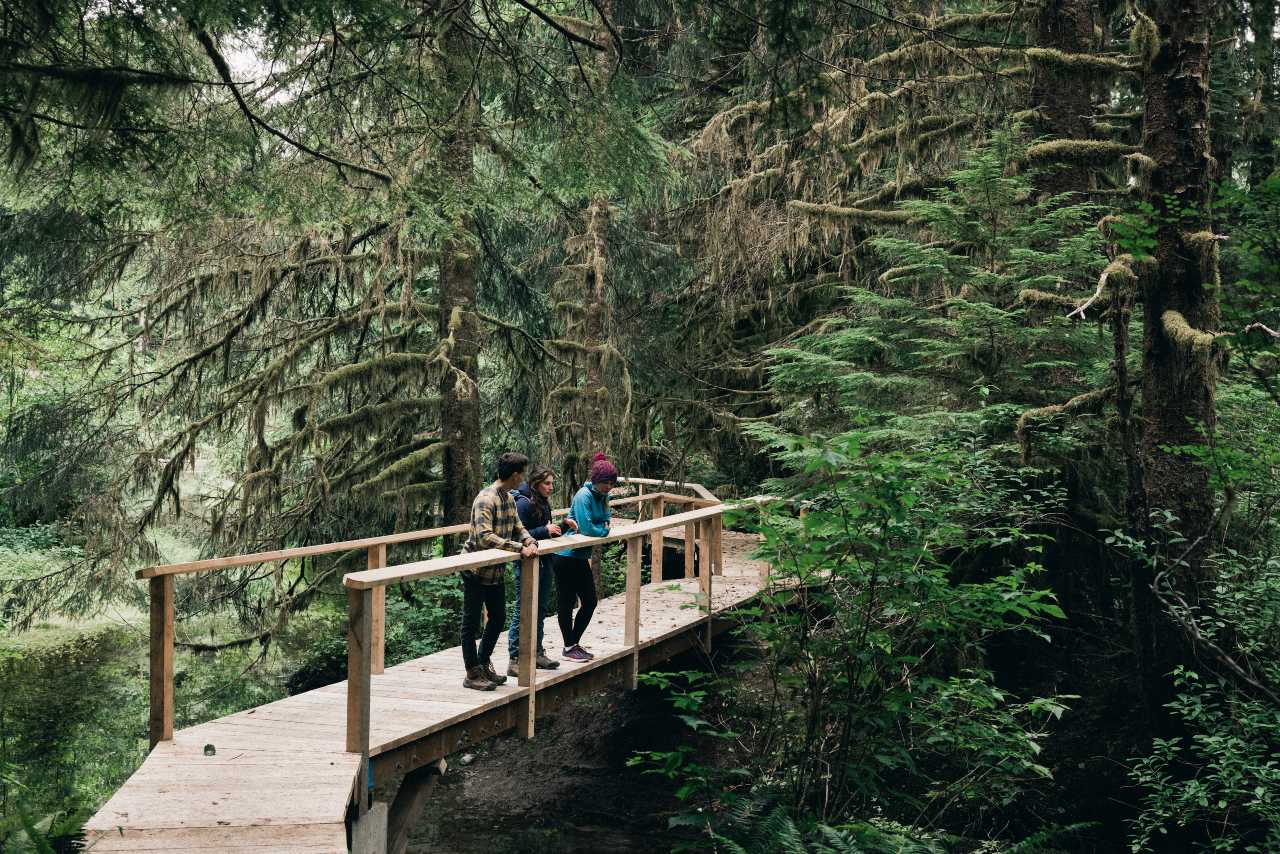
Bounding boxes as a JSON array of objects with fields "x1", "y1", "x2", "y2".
[{"x1": 588, "y1": 452, "x2": 619, "y2": 485}]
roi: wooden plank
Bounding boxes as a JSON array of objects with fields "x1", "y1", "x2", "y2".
[
  {"x1": 149, "y1": 575, "x2": 174, "y2": 747},
  {"x1": 84, "y1": 822, "x2": 348, "y2": 851},
  {"x1": 368, "y1": 544, "x2": 387, "y2": 675},
  {"x1": 346, "y1": 586, "x2": 373, "y2": 811},
  {"x1": 517, "y1": 555, "x2": 538, "y2": 738}
]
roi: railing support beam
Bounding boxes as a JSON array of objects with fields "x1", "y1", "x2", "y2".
[{"x1": 148, "y1": 575, "x2": 174, "y2": 748}]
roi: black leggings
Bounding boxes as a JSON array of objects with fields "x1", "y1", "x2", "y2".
[
  {"x1": 460, "y1": 571, "x2": 506, "y2": 670},
  {"x1": 554, "y1": 555, "x2": 597, "y2": 648}
]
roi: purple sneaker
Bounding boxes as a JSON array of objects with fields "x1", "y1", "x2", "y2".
[
  {"x1": 572, "y1": 644, "x2": 595, "y2": 660},
  {"x1": 562, "y1": 645, "x2": 591, "y2": 662}
]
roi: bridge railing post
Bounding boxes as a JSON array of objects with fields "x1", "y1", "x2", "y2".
[
  {"x1": 347, "y1": 585, "x2": 374, "y2": 812},
  {"x1": 368, "y1": 545, "x2": 386, "y2": 676},
  {"x1": 624, "y1": 535, "x2": 643, "y2": 690},
  {"x1": 648, "y1": 495, "x2": 665, "y2": 581},
  {"x1": 684, "y1": 520, "x2": 696, "y2": 579},
  {"x1": 517, "y1": 554, "x2": 539, "y2": 737},
  {"x1": 699, "y1": 516, "x2": 715, "y2": 652},
  {"x1": 148, "y1": 575, "x2": 174, "y2": 748}
]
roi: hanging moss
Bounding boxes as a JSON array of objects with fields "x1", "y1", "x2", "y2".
[
  {"x1": 379, "y1": 481, "x2": 444, "y2": 503},
  {"x1": 1127, "y1": 1, "x2": 1161, "y2": 68},
  {"x1": 318, "y1": 352, "x2": 433, "y2": 390},
  {"x1": 352, "y1": 441, "x2": 448, "y2": 493},
  {"x1": 317, "y1": 398, "x2": 439, "y2": 437}
]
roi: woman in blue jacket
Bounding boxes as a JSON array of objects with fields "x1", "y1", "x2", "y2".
[{"x1": 555, "y1": 453, "x2": 617, "y2": 661}]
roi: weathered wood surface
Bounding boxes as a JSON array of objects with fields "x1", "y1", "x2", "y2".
[{"x1": 84, "y1": 535, "x2": 766, "y2": 853}]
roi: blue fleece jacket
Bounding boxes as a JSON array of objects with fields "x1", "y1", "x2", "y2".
[{"x1": 557, "y1": 481, "x2": 611, "y2": 558}]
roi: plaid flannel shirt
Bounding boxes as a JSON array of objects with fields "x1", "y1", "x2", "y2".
[{"x1": 463, "y1": 484, "x2": 535, "y2": 584}]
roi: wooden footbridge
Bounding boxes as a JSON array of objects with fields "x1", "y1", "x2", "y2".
[{"x1": 83, "y1": 479, "x2": 772, "y2": 853}]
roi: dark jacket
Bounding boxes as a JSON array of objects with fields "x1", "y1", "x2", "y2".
[{"x1": 513, "y1": 482, "x2": 555, "y2": 540}]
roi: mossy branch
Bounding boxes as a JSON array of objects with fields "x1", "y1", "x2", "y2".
[
  {"x1": 1016, "y1": 385, "x2": 1115, "y2": 459},
  {"x1": 1025, "y1": 140, "x2": 1140, "y2": 165},
  {"x1": 1161, "y1": 310, "x2": 1229, "y2": 359},
  {"x1": 787, "y1": 200, "x2": 914, "y2": 224},
  {"x1": 1025, "y1": 47, "x2": 1136, "y2": 75}
]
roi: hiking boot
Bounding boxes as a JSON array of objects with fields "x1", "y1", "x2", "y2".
[
  {"x1": 463, "y1": 666, "x2": 496, "y2": 691},
  {"x1": 481, "y1": 661, "x2": 507, "y2": 685},
  {"x1": 572, "y1": 644, "x2": 595, "y2": 660},
  {"x1": 563, "y1": 645, "x2": 591, "y2": 662},
  {"x1": 507, "y1": 661, "x2": 521, "y2": 678},
  {"x1": 536, "y1": 651, "x2": 560, "y2": 670}
]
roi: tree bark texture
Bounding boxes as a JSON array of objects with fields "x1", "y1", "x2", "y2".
[
  {"x1": 437, "y1": 13, "x2": 483, "y2": 550},
  {"x1": 1133, "y1": 0, "x2": 1221, "y2": 744},
  {"x1": 1031, "y1": 0, "x2": 1099, "y2": 195}
]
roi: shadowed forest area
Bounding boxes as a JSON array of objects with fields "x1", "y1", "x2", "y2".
[{"x1": 2, "y1": 0, "x2": 1280, "y2": 851}]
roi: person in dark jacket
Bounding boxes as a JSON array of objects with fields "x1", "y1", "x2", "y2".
[
  {"x1": 507, "y1": 466, "x2": 576, "y2": 675},
  {"x1": 555, "y1": 453, "x2": 618, "y2": 662}
]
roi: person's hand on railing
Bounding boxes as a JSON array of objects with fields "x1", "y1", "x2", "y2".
[
  {"x1": 546, "y1": 523, "x2": 562, "y2": 537},
  {"x1": 564, "y1": 518, "x2": 579, "y2": 532},
  {"x1": 520, "y1": 541, "x2": 539, "y2": 558}
]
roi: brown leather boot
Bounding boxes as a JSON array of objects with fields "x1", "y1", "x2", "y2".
[
  {"x1": 463, "y1": 666, "x2": 496, "y2": 691},
  {"x1": 481, "y1": 661, "x2": 507, "y2": 686}
]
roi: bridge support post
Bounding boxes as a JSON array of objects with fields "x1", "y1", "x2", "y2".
[
  {"x1": 350, "y1": 800, "x2": 388, "y2": 854},
  {"x1": 148, "y1": 575, "x2": 174, "y2": 748},
  {"x1": 368, "y1": 545, "x2": 387, "y2": 675},
  {"x1": 347, "y1": 586, "x2": 374, "y2": 812},
  {"x1": 624, "y1": 536, "x2": 642, "y2": 690},
  {"x1": 517, "y1": 555, "x2": 539, "y2": 738},
  {"x1": 699, "y1": 521, "x2": 714, "y2": 653}
]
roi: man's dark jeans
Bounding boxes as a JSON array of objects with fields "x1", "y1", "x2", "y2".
[{"x1": 460, "y1": 571, "x2": 505, "y2": 670}]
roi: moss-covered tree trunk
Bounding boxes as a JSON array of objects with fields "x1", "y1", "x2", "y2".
[
  {"x1": 1250, "y1": 0, "x2": 1277, "y2": 185},
  {"x1": 1134, "y1": 0, "x2": 1221, "y2": 735},
  {"x1": 1031, "y1": 0, "x2": 1098, "y2": 195},
  {"x1": 437, "y1": 13, "x2": 483, "y2": 551}
]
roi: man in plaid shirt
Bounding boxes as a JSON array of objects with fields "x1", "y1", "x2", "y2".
[{"x1": 460, "y1": 452, "x2": 539, "y2": 690}]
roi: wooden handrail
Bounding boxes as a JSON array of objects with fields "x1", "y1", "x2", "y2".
[
  {"x1": 342, "y1": 503, "x2": 726, "y2": 589},
  {"x1": 136, "y1": 493, "x2": 660, "y2": 580}
]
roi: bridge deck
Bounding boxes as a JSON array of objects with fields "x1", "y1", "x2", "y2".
[{"x1": 84, "y1": 528, "x2": 766, "y2": 853}]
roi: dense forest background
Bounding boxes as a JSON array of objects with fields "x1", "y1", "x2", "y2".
[{"x1": 2, "y1": 0, "x2": 1280, "y2": 850}]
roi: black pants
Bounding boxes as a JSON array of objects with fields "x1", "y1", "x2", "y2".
[
  {"x1": 554, "y1": 555, "x2": 597, "y2": 648},
  {"x1": 460, "y1": 571, "x2": 505, "y2": 670}
]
